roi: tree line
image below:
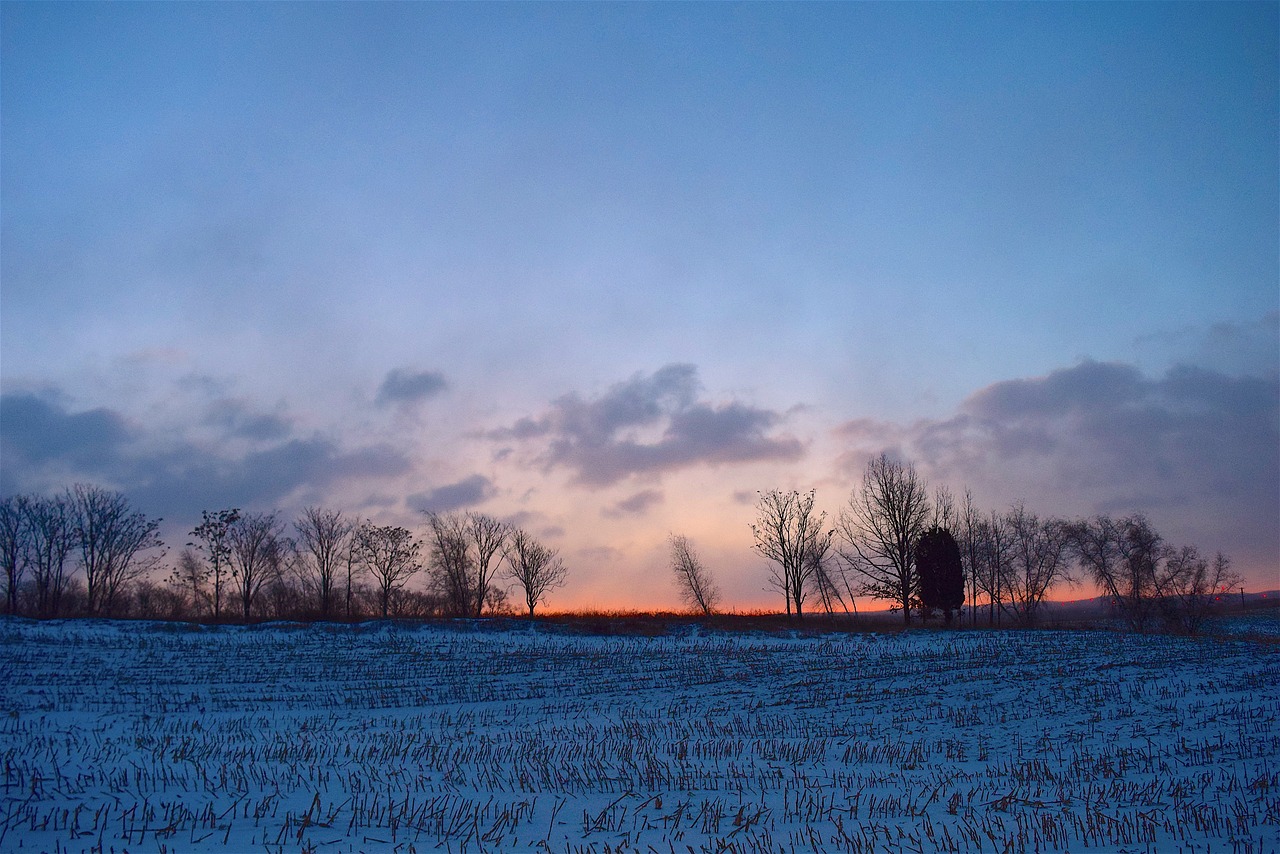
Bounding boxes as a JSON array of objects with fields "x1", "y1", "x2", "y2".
[
  {"x1": 0, "y1": 486, "x2": 566, "y2": 622},
  {"x1": 738, "y1": 454, "x2": 1241, "y2": 634},
  {"x1": 1, "y1": 458, "x2": 1245, "y2": 633}
]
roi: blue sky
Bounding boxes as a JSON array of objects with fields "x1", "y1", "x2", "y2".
[{"x1": 2, "y1": 2, "x2": 1276, "y2": 607}]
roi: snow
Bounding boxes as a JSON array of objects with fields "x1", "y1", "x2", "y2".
[{"x1": 1, "y1": 616, "x2": 1277, "y2": 853}]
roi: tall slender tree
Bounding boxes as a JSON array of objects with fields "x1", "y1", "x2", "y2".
[
  {"x1": 25, "y1": 493, "x2": 77, "y2": 618},
  {"x1": 0, "y1": 495, "x2": 30, "y2": 615},
  {"x1": 957, "y1": 490, "x2": 984, "y2": 627},
  {"x1": 189, "y1": 508, "x2": 240, "y2": 621},
  {"x1": 465, "y1": 513, "x2": 509, "y2": 618},
  {"x1": 669, "y1": 533, "x2": 720, "y2": 615}
]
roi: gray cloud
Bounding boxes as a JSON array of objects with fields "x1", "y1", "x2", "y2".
[
  {"x1": 836, "y1": 360, "x2": 1279, "y2": 579},
  {"x1": 0, "y1": 390, "x2": 411, "y2": 523},
  {"x1": 376, "y1": 369, "x2": 448, "y2": 407},
  {"x1": 1, "y1": 392, "x2": 133, "y2": 473},
  {"x1": 489, "y1": 364, "x2": 803, "y2": 487},
  {"x1": 1136, "y1": 312, "x2": 1279, "y2": 377},
  {"x1": 602, "y1": 489, "x2": 664, "y2": 518},
  {"x1": 407, "y1": 475, "x2": 497, "y2": 514},
  {"x1": 204, "y1": 398, "x2": 292, "y2": 441},
  {"x1": 129, "y1": 438, "x2": 410, "y2": 520}
]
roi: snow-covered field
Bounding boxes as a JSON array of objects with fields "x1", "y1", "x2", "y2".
[{"x1": 1, "y1": 616, "x2": 1277, "y2": 853}]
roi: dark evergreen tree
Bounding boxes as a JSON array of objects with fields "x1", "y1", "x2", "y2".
[{"x1": 917, "y1": 526, "x2": 965, "y2": 625}]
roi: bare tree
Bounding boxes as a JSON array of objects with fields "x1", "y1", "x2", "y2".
[
  {"x1": 424, "y1": 512, "x2": 474, "y2": 616},
  {"x1": 1001, "y1": 504, "x2": 1073, "y2": 626},
  {"x1": 354, "y1": 522, "x2": 422, "y2": 618},
  {"x1": 932, "y1": 485, "x2": 956, "y2": 531},
  {"x1": 1112, "y1": 515, "x2": 1165, "y2": 632},
  {"x1": 669, "y1": 533, "x2": 720, "y2": 615},
  {"x1": 836, "y1": 455, "x2": 930, "y2": 624},
  {"x1": 466, "y1": 513, "x2": 509, "y2": 618},
  {"x1": 0, "y1": 495, "x2": 30, "y2": 615},
  {"x1": 752, "y1": 489, "x2": 831, "y2": 619},
  {"x1": 1157, "y1": 548, "x2": 1240, "y2": 634},
  {"x1": 24, "y1": 493, "x2": 77, "y2": 618},
  {"x1": 1070, "y1": 514, "x2": 1182, "y2": 632},
  {"x1": 169, "y1": 547, "x2": 210, "y2": 619},
  {"x1": 504, "y1": 527, "x2": 567, "y2": 616},
  {"x1": 422, "y1": 512, "x2": 511, "y2": 618},
  {"x1": 957, "y1": 490, "x2": 984, "y2": 626},
  {"x1": 975, "y1": 510, "x2": 1014, "y2": 626},
  {"x1": 808, "y1": 544, "x2": 847, "y2": 615},
  {"x1": 343, "y1": 535, "x2": 364, "y2": 620},
  {"x1": 69, "y1": 484, "x2": 165, "y2": 616},
  {"x1": 133, "y1": 578, "x2": 190, "y2": 621},
  {"x1": 229, "y1": 511, "x2": 285, "y2": 622},
  {"x1": 189, "y1": 508, "x2": 240, "y2": 621},
  {"x1": 294, "y1": 506, "x2": 354, "y2": 619}
]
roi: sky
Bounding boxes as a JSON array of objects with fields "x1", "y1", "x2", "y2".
[{"x1": 2, "y1": 2, "x2": 1277, "y2": 610}]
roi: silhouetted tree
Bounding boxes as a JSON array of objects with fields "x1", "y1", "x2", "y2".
[
  {"x1": 975, "y1": 510, "x2": 1014, "y2": 626},
  {"x1": 931, "y1": 485, "x2": 956, "y2": 531},
  {"x1": 25, "y1": 493, "x2": 77, "y2": 618},
  {"x1": 133, "y1": 578, "x2": 190, "y2": 621},
  {"x1": 423, "y1": 512, "x2": 510, "y2": 618},
  {"x1": 837, "y1": 455, "x2": 930, "y2": 624},
  {"x1": 343, "y1": 536, "x2": 364, "y2": 620},
  {"x1": 1071, "y1": 514, "x2": 1178, "y2": 631},
  {"x1": 752, "y1": 489, "x2": 831, "y2": 619},
  {"x1": 189, "y1": 508, "x2": 240, "y2": 621},
  {"x1": 1113, "y1": 515, "x2": 1165, "y2": 632},
  {"x1": 354, "y1": 522, "x2": 422, "y2": 618},
  {"x1": 0, "y1": 495, "x2": 29, "y2": 614},
  {"x1": 809, "y1": 545, "x2": 849, "y2": 615},
  {"x1": 69, "y1": 484, "x2": 165, "y2": 616},
  {"x1": 425, "y1": 512, "x2": 474, "y2": 616},
  {"x1": 229, "y1": 511, "x2": 286, "y2": 622},
  {"x1": 956, "y1": 490, "x2": 984, "y2": 626},
  {"x1": 916, "y1": 526, "x2": 965, "y2": 624},
  {"x1": 169, "y1": 547, "x2": 210, "y2": 619},
  {"x1": 1001, "y1": 504, "x2": 1073, "y2": 626},
  {"x1": 465, "y1": 513, "x2": 509, "y2": 618},
  {"x1": 1157, "y1": 548, "x2": 1240, "y2": 634},
  {"x1": 669, "y1": 533, "x2": 720, "y2": 615},
  {"x1": 504, "y1": 527, "x2": 566, "y2": 616},
  {"x1": 294, "y1": 506, "x2": 354, "y2": 619}
]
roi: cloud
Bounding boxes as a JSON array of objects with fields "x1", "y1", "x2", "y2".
[
  {"x1": 407, "y1": 475, "x2": 497, "y2": 514},
  {"x1": 1135, "y1": 312, "x2": 1279, "y2": 377},
  {"x1": 129, "y1": 438, "x2": 410, "y2": 520},
  {"x1": 204, "y1": 398, "x2": 292, "y2": 441},
  {"x1": 1, "y1": 392, "x2": 133, "y2": 472},
  {"x1": 603, "y1": 489, "x2": 664, "y2": 518},
  {"x1": 835, "y1": 360, "x2": 1279, "y2": 577},
  {"x1": 0, "y1": 390, "x2": 411, "y2": 521},
  {"x1": 489, "y1": 364, "x2": 804, "y2": 487},
  {"x1": 375, "y1": 368, "x2": 448, "y2": 407}
]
